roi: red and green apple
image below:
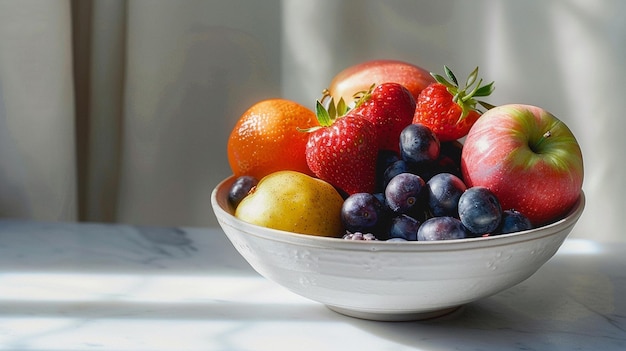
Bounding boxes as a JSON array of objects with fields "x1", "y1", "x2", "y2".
[{"x1": 461, "y1": 104, "x2": 584, "y2": 226}]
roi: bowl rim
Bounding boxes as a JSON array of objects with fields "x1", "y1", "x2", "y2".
[{"x1": 211, "y1": 175, "x2": 585, "y2": 252}]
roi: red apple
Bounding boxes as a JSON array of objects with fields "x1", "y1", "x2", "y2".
[
  {"x1": 461, "y1": 104, "x2": 584, "y2": 226},
  {"x1": 328, "y1": 59, "x2": 435, "y2": 106}
]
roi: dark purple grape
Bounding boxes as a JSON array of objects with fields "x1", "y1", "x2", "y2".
[
  {"x1": 341, "y1": 193, "x2": 384, "y2": 233},
  {"x1": 384, "y1": 173, "x2": 426, "y2": 215},
  {"x1": 389, "y1": 214, "x2": 420, "y2": 241},
  {"x1": 417, "y1": 216, "x2": 467, "y2": 241},
  {"x1": 495, "y1": 209, "x2": 533, "y2": 234},
  {"x1": 427, "y1": 173, "x2": 467, "y2": 217},
  {"x1": 228, "y1": 175, "x2": 258, "y2": 208},
  {"x1": 458, "y1": 186, "x2": 502, "y2": 236},
  {"x1": 399, "y1": 123, "x2": 440, "y2": 164}
]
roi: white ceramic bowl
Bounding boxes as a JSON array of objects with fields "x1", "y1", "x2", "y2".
[{"x1": 211, "y1": 176, "x2": 585, "y2": 321}]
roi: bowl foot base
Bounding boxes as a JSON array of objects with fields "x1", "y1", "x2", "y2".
[{"x1": 326, "y1": 305, "x2": 461, "y2": 322}]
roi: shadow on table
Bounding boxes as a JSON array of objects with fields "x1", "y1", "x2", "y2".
[{"x1": 338, "y1": 260, "x2": 624, "y2": 351}]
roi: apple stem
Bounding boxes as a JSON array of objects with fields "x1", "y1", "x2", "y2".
[{"x1": 532, "y1": 130, "x2": 552, "y2": 153}]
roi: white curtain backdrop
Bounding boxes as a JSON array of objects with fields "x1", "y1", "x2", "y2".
[{"x1": 0, "y1": 0, "x2": 624, "y2": 241}]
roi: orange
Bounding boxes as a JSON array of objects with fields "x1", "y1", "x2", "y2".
[{"x1": 227, "y1": 99, "x2": 318, "y2": 180}]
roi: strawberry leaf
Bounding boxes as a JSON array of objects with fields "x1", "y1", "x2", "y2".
[
  {"x1": 474, "y1": 82, "x2": 495, "y2": 97},
  {"x1": 337, "y1": 98, "x2": 349, "y2": 116},
  {"x1": 477, "y1": 100, "x2": 496, "y2": 110},
  {"x1": 465, "y1": 67, "x2": 479, "y2": 88},
  {"x1": 432, "y1": 73, "x2": 457, "y2": 91},
  {"x1": 315, "y1": 100, "x2": 333, "y2": 127},
  {"x1": 327, "y1": 98, "x2": 337, "y2": 119},
  {"x1": 444, "y1": 65, "x2": 459, "y2": 86},
  {"x1": 352, "y1": 83, "x2": 376, "y2": 110},
  {"x1": 462, "y1": 78, "x2": 483, "y2": 103}
]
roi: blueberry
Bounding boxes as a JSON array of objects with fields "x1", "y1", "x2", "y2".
[
  {"x1": 384, "y1": 173, "x2": 426, "y2": 215},
  {"x1": 383, "y1": 160, "x2": 412, "y2": 189},
  {"x1": 228, "y1": 175, "x2": 258, "y2": 208},
  {"x1": 399, "y1": 123, "x2": 440, "y2": 164},
  {"x1": 409, "y1": 158, "x2": 440, "y2": 182},
  {"x1": 458, "y1": 186, "x2": 502, "y2": 236},
  {"x1": 375, "y1": 150, "x2": 401, "y2": 192},
  {"x1": 496, "y1": 209, "x2": 533, "y2": 234},
  {"x1": 389, "y1": 214, "x2": 420, "y2": 241},
  {"x1": 377, "y1": 150, "x2": 401, "y2": 169},
  {"x1": 417, "y1": 216, "x2": 467, "y2": 241},
  {"x1": 372, "y1": 192, "x2": 387, "y2": 208},
  {"x1": 412, "y1": 153, "x2": 462, "y2": 182},
  {"x1": 341, "y1": 193, "x2": 384, "y2": 233},
  {"x1": 439, "y1": 140, "x2": 463, "y2": 166},
  {"x1": 432, "y1": 155, "x2": 463, "y2": 181},
  {"x1": 372, "y1": 192, "x2": 393, "y2": 232},
  {"x1": 427, "y1": 173, "x2": 467, "y2": 217}
]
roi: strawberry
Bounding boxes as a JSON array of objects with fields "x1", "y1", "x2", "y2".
[
  {"x1": 413, "y1": 66, "x2": 494, "y2": 142},
  {"x1": 303, "y1": 99, "x2": 379, "y2": 195},
  {"x1": 350, "y1": 82, "x2": 416, "y2": 153}
]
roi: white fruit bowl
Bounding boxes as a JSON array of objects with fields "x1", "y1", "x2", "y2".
[{"x1": 211, "y1": 175, "x2": 585, "y2": 321}]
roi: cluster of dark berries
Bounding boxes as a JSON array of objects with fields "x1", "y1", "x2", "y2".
[{"x1": 342, "y1": 123, "x2": 532, "y2": 241}]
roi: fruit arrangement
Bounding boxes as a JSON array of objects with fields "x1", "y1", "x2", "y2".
[{"x1": 225, "y1": 60, "x2": 584, "y2": 241}]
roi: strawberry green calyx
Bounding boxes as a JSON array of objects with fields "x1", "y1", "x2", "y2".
[
  {"x1": 351, "y1": 83, "x2": 376, "y2": 110},
  {"x1": 432, "y1": 66, "x2": 495, "y2": 122},
  {"x1": 298, "y1": 97, "x2": 349, "y2": 133},
  {"x1": 315, "y1": 100, "x2": 334, "y2": 127}
]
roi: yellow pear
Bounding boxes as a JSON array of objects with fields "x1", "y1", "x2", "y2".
[{"x1": 235, "y1": 170, "x2": 344, "y2": 237}]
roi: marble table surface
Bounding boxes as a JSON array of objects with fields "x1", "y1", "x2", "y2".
[{"x1": 0, "y1": 219, "x2": 624, "y2": 350}]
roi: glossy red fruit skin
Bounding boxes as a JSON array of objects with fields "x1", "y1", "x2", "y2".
[
  {"x1": 328, "y1": 59, "x2": 435, "y2": 107},
  {"x1": 305, "y1": 115, "x2": 378, "y2": 195},
  {"x1": 461, "y1": 104, "x2": 584, "y2": 226},
  {"x1": 352, "y1": 83, "x2": 416, "y2": 153},
  {"x1": 413, "y1": 83, "x2": 481, "y2": 142}
]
